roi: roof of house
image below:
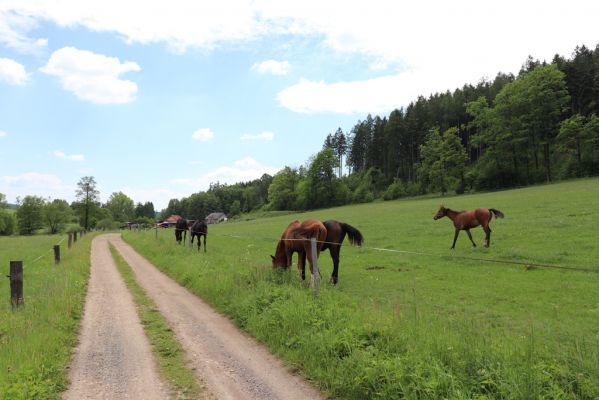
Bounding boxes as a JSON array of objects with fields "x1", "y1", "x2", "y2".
[
  {"x1": 163, "y1": 214, "x2": 183, "y2": 224},
  {"x1": 205, "y1": 212, "x2": 227, "y2": 223}
]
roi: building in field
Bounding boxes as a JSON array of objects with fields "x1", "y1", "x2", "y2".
[{"x1": 205, "y1": 212, "x2": 227, "y2": 224}]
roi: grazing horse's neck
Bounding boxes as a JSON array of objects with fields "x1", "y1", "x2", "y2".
[
  {"x1": 274, "y1": 239, "x2": 287, "y2": 264},
  {"x1": 445, "y1": 208, "x2": 460, "y2": 221}
]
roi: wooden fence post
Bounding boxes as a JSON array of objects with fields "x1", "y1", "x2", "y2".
[
  {"x1": 68, "y1": 233, "x2": 73, "y2": 249},
  {"x1": 155, "y1": 226, "x2": 158, "y2": 240},
  {"x1": 73, "y1": 231, "x2": 78, "y2": 243},
  {"x1": 310, "y1": 237, "x2": 320, "y2": 295},
  {"x1": 53, "y1": 245, "x2": 60, "y2": 264},
  {"x1": 10, "y1": 261, "x2": 24, "y2": 309}
]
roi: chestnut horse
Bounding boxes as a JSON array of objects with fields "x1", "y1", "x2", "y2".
[
  {"x1": 190, "y1": 219, "x2": 208, "y2": 253},
  {"x1": 434, "y1": 205, "x2": 504, "y2": 249},
  {"x1": 321, "y1": 220, "x2": 364, "y2": 285},
  {"x1": 271, "y1": 219, "x2": 327, "y2": 281},
  {"x1": 174, "y1": 217, "x2": 189, "y2": 244}
]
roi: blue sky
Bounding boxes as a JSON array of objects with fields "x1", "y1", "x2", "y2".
[{"x1": 1, "y1": 1, "x2": 598, "y2": 210}]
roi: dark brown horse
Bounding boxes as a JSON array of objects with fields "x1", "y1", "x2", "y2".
[
  {"x1": 434, "y1": 205, "x2": 504, "y2": 249},
  {"x1": 321, "y1": 220, "x2": 364, "y2": 285},
  {"x1": 271, "y1": 219, "x2": 327, "y2": 281},
  {"x1": 190, "y1": 219, "x2": 208, "y2": 252},
  {"x1": 174, "y1": 217, "x2": 188, "y2": 244}
]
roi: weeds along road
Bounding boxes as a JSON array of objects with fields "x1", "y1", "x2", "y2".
[
  {"x1": 66, "y1": 234, "x2": 323, "y2": 400},
  {"x1": 63, "y1": 235, "x2": 168, "y2": 400}
]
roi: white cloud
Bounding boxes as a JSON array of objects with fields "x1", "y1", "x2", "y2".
[
  {"x1": 192, "y1": 128, "x2": 214, "y2": 141},
  {"x1": 0, "y1": 9, "x2": 48, "y2": 54},
  {"x1": 0, "y1": 131, "x2": 7, "y2": 137},
  {"x1": 277, "y1": 69, "x2": 463, "y2": 114},
  {"x1": 4, "y1": 1, "x2": 599, "y2": 113},
  {"x1": 54, "y1": 150, "x2": 85, "y2": 161},
  {"x1": 251, "y1": 60, "x2": 290, "y2": 75},
  {"x1": 173, "y1": 157, "x2": 279, "y2": 190},
  {"x1": 0, "y1": 57, "x2": 29, "y2": 85},
  {"x1": 40, "y1": 47, "x2": 140, "y2": 104},
  {"x1": 0, "y1": 172, "x2": 75, "y2": 203},
  {"x1": 241, "y1": 131, "x2": 274, "y2": 141}
]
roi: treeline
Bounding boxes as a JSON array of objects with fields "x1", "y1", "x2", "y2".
[
  {"x1": 342, "y1": 45, "x2": 599, "y2": 194},
  {"x1": 161, "y1": 177, "x2": 272, "y2": 220},
  {"x1": 160, "y1": 44, "x2": 599, "y2": 215},
  {"x1": 0, "y1": 177, "x2": 156, "y2": 235}
]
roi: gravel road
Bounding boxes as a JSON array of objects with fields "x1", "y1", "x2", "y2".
[
  {"x1": 65, "y1": 234, "x2": 324, "y2": 400},
  {"x1": 63, "y1": 234, "x2": 168, "y2": 399},
  {"x1": 109, "y1": 234, "x2": 324, "y2": 400}
]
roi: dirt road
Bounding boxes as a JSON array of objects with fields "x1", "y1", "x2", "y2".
[
  {"x1": 63, "y1": 234, "x2": 168, "y2": 399},
  {"x1": 65, "y1": 234, "x2": 324, "y2": 400}
]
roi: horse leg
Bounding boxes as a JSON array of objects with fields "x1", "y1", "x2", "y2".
[
  {"x1": 466, "y1": 229, "x2": 476, "y2": 247},
  {"x1": 451, "y1": 228, "x2": 460, "y2": 249},
  {"x1": 329, "y1": 245, "x2": 340, "y2": 285},
  {"x1": 484, "y1": 226, "x2": 492, "y2": 247},
  {"x1": 203, "y1": 234, "x2": 206, "y2": 253},
  {"x1": 298, "y1": 251, "x2": 306, "y2": 280}
]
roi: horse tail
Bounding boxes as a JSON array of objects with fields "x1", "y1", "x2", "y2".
[
  {"x1": 340, "y1": 222, "x2": 364, "y2": 246},
  {"x1": 489, "y1": 208, "x2": 505, "y2": 219}
]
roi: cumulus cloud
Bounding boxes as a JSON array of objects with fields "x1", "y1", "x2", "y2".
[
  {"x1": 192, "y1": 128, "x2": 214, "y2": 141},
  {"x1": 54, "y1": 150, "x2": 85, "y2": 161},
  {"x1": 173, "y1": 157, "x2": 279, "y2": 190},
  {"x1": 0, "y1": 172, "x2": 75, "y2": 203},
  {"x1": 40, "y1": 47, "x2": 140, "y2": 104},
  {"x1": 241, "y1": 131, "x2": 274, "y2": 141},
  {"x1": 4, "y1": 1, "x2": 599, "y2": 113},
  {"x1": 0, "y1": 9, "x2": 48, "y2": 54},
  {"x1": 0, "y1": 58, "x2": 29, "y2": 85},
  {"x1": 251, "y1": 60, "x2": 290, "y2": 75}
]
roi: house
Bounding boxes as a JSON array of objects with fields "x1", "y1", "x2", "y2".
[
  {"x1": 158, "y1": 214, "x2": 183, "y2": 227},
  {"x1": 205, "y1": 212, "x2": 227, "y2": 224}
]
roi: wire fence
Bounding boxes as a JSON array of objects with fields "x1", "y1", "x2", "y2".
[{"x1": 152, "y1": 226, "x2": 599, "y2": 275}]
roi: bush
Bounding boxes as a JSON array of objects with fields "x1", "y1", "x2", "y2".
[
  {"x1": 383, "y1": 180, "x2": 404, "y2": 201},
  {"x1": 0, "y1": 210, "x2": 17, "y2": 235}
]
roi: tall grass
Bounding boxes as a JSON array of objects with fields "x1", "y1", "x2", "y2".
[
  {"x1": 0, "y1": 234, "x2": 93, "y2": 399},
  {"x1": 125, "y1": 178, "x2": 599, "y2": 398}
]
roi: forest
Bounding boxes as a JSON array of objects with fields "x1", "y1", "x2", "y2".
[{"x1": 161, "y1": 44, "x2": 599, "y2": 220}]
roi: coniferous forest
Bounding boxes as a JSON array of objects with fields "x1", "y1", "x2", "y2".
[{"x1": 162, "y1": 44, "x2": 599, "y2": 219}]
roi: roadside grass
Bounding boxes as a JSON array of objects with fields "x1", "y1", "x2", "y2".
[
  {"x1": 108, "y1": 243, "x2": 203, "y2": 399},
  {"x1": 123, "y1": 177, "x2": 599, "y2": 399},
  {"x1": 0, "y1": 233, "x2": 93, "y2": 400}
]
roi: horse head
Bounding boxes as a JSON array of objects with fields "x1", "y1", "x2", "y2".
[
  {"x1": 433, "y1": 205, "x2": 448, "y2": 220},
  {"x1": 271, "y1": 254, "x2": 287, "y2": 269}
]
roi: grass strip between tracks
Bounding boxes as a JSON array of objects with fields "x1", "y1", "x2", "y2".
[{"x1": 109, "y1": 244, "x2": 204, "y2": 400}]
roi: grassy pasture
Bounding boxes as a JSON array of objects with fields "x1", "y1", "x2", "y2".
[
  {"x1": 0, "y1": 233, "x2": 93, "y2": 399},
  {"x1": 124, "y1": 178, "x2": 599, "y2": 399}
]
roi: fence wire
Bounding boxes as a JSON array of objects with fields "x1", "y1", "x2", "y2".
[{"x1": 152, "y1": 227, "x2": 599, "y2": 274}]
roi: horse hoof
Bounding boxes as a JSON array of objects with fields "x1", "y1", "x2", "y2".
[{"x1": 329, "y1": 277, "x2": 338, "y2": 285}]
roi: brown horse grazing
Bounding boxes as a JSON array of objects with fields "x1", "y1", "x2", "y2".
[
  {"x1": 434, "y1": 205, "x2": 504, "y2": 249},
  {"x1": 174, "y1": 217, "x2": 188, "y2": 244},
  {"x1": 321, "y1": 220, "x2": 364, "y2": 285},
  {"x1": 190, "y1": 219, "x2": 208, "y2": 252},
  {"x1": 271, "y1": 219, "x2": 327, "y2": 281}
]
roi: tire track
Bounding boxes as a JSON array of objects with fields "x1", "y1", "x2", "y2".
[{"x1": 63, "y1": 235, "x2": 168, "y2": 400}]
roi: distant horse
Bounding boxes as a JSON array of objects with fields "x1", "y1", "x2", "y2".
[
  {"x1": 433, "y1": 205, "x2": 504, "y2": 249},
  {"x1": 321, "y1": 220, "x2": 364, "y2": 285},
  {"x1": 190, "y1": 219, "x2": 208, "y2": 253},
  {"x1": 174, "y1": 218, "x2": 189, "y2": 244},
  {"x1": 271, "y1": 219, "x2": 327, "y2": 281}
]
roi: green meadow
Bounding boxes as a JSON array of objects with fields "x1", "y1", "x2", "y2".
[
  {"x1": 124, "y1": 178, "x2": 599, "y2": 399},
  {"x1": 0, "y1": 233, "x2": 93, "y2": 399}
]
